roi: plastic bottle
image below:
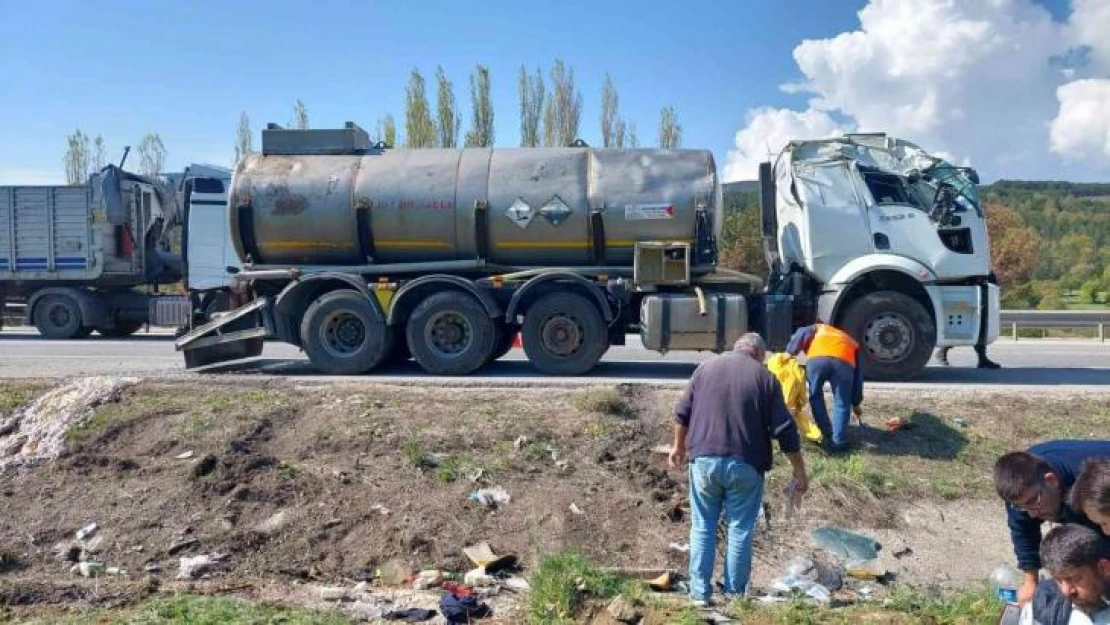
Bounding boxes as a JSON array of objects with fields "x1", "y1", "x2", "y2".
[{"x1": 990, "y1": 563, "x2": 1022, "y2": 603}]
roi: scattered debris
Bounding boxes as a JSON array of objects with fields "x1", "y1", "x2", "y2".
[
  {"x1": 513, "y1": 435, "x2": 529, "y2": 451},
  {"x1": 70, "y1": 561, "x2": 105, "y2": 578},
  {"x1": 413, "y1": 569, "x2": 444, "y2": 590},
  {"x1": 320, "y1": 586, "x2": 348, "y2": 602},
  {"x1": 464, "y1": 568, "x2": 496, "y2": 587},
  {"x1": 668, "y1": 542, "x2": 690, "y2": 554},
  {"x1": 352, "y1": 581, "x2": 369, "y2": 595},
  {"x1": 468, "y1": 486, "x2": 511, "y2": 508},
  {"x1": 845, "y1": 559, "x2": 886, "y2": 580},
  {"x1": 502, "y1": 577, "x2": 530, "y2": 593},
  {"x1": 322, "y1": 518, "x2": 342, "y2": 529},
  {"x1": 466, "y1": 468, "x2": 485, "y2": 483},
  {"x1": 75, "y1": 522, "x2": 99, "y2": 542},
  {"x1": 54, "y1": 542, "x2": 80, "y2": 563},
  {"x1": 811, "y1": 527, "x2": 881, "y2": 562},
  {"x1": 768, "y1": 557, "x2": 832, "y2": 604},
  {"x1": 952, "y1": 416, "x2": 969, "y2": 428},
  {"x1": 371, "y1": 504, "x2": 390, "y2": 516},
  {"x1": 462, "y1": 542, "x2": 516, "y2": 574},
  {"x1": 177, "y1": 554, "x2": 215, "y2": 580},
  {"x1": 168, "y1": 538, "x2": 199, "y2": 555},
  {"x1": 383, "y1": 607, "x2": 436, "y2": 622},
  {"x1": 648, "y1": 571, "x2": 672, "y2": 591},
  {"x1": 80, "y1": 535, "x2": 105, "y2": 556},
  {"x1": 569, "y1": 503, "x2": 584, "y2": 515},
  {"x1": 439, "y1": 590, "x2": 492, "y2": 622},
  {"x1": 0, "y1": 377, "x2": 140, "y2": 470},
  {"x1": 893, "y1": 547, "x2": 914, "y2": 559},
  {"x1": 144, "y1": 562, "x2": 161, "y2": 573},
  {"x1": 175, "y1": 450, "x2": 195, "y2": 460},
  {"x1": 105, "y1": 566, "x2": 126, "y2": 577},
  {"x1": 607, "y1": 595, "x2": 641, "y2": 623}
]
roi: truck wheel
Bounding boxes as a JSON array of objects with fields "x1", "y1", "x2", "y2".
[
  {"x1": 840, "y1": 290, "x2": 936, "y2": 381},
  {"x1": 522, "y1": 292, "x2": 609, "y2": 376},
  {"x1": 300, "y1": 290, "x2": 390, "y2": 375},
  {"x1": 96, "y1": 322, "x2": 143, "y2": 338},
  {"x1": 406, "y1": 291, "x2": 497, "y2": 375},
  {"x1": 33, "y1": 294, "x2": 84, "y2": 340}
]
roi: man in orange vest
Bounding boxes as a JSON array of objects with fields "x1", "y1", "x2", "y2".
[{"x1": 786, "y1": 321, "x2": 864, "y2": 453}]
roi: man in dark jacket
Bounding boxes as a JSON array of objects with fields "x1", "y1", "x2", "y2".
[
  {"x1": 994, "y1": 440, "x2": 1110, "y2": 621},
  {"x1": 669, "y1": 333, "x2": 809, "y2": 606}
]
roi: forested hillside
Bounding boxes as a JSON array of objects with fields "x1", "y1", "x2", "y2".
[{"x1": 717, "y1": 181, "x2": 1109, "y2": 309}]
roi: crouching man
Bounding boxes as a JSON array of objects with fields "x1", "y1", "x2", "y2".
[{"x1": 1021, "y1": 525, "x2": 1110, "y2": 624}]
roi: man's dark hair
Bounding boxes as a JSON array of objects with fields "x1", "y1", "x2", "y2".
[
  {"x1": 1040, "y1": 524, "x2": 1110, "y2": 573},
  {"x1": 994, "y1": 451, "x2": 1054, "y2": 501},
  {"x1": 1069, "y1": 459, "x2": 1110, "y2": 516}
]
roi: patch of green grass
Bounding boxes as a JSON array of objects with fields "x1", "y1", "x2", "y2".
[
  {"x1": 180, "y1": 415, "x2": 216, "y2": 436},
  {"x1": 0, "y1": 384, "x2": 38, "y2": 415},
  {"x1": 571, "y1": 387, "x2": 627, "y2": 416},
  {"x1": 278, "y1": 463, "x2": 305, "y2": 480},
  {"x1": 403, "y1": 442, "x2": 436, "y2": 471},
  {"x1": 21, "y1": 594, "x2": 356, "y2": 624},
  {"x1": 725, "y1": 586, "x2": 1001, "y2": 624},
  {"x1": 583, "y1": 418, "x2": 616, "y2": 439},
  {"x1": 527, "y1": 552, "x2": 628, "y2": 624},
  {"x1": 435, "y1": 453, "x2": 484, "y2": 483}
]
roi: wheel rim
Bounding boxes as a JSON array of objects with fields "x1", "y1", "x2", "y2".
[
  {"x1": 424, "y1": 310, "x2": 473, "y2": 359},
  {"x1": 540, "y1": 313, "x2": 584, "y2": 358},
  {"x1": 320, "y1": 310, "x2": 367, "y2": 357},
  {"x1": 863, "y1": 312, "x2": 913, "y2": 362},
  {"x1": 47, "y1": 303, "x2": 72, "y2": 329}
]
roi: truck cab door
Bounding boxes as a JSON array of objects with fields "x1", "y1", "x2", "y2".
[
  {"x1": 792, "y1": 162, "x2": 873, "y2": 282},
  {"x1": 184, "y1": 177, "x2": 234, "y2": 291}
]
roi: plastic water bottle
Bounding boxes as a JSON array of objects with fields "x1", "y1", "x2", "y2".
[{"x1": 990, "y1": 563, "x2": 1021, "y2": 603}]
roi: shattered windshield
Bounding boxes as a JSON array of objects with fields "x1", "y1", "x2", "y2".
[{"x1": 923, "y1": 164, "x2": 981, "y2": 215}]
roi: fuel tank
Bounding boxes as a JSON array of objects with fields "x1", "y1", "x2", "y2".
[{"x1": 229, "y1": 126, "x2": 721, "y2": 268}]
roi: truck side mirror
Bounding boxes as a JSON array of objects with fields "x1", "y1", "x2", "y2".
[{"x1": 966, "y1": 169, "x2": 980, "y2": 185}]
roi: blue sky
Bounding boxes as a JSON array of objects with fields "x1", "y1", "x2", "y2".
[{"x1": 0, "y1": 0, "x2": 1094, "y2": 184}]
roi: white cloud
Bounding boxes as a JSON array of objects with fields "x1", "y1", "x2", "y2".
[
  {"x1": 724, "y1": 108, "x2": 852, "y2": 181},
  {"x1": 725, "y1": 0, "x2": 1110, "y2": 181},
  {"x1": 0, "y1": 168, "x2": 65, "y2": 186},
  {"x1": 1049, "y1": 78, "x2": 1110, "y2": 159}
]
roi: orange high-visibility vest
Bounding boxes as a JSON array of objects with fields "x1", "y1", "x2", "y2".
[{"x1": 808, "y1": 324, "x2": 859, "y2": 367}]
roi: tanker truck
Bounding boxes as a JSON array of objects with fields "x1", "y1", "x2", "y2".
[{"x1": 175, "y1": 123, "x2": 999, "y2": 380}]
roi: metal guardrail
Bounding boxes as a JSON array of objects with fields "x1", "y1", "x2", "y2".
[{"x1": 1000, "y1": 309, "x2": 1108, "y2": 341}]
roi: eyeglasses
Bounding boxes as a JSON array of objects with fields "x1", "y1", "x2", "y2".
[{"x1": 1012, "y1": 486, "x2": 1046, "y2": 513}]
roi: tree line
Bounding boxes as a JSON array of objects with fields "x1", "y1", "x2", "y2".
[
  {"x1": 233, "y1": 59, "x2": 683, "y2": 159},
  {"x1": 62, "y1": 131, "x2": 167, "y2": 185}
]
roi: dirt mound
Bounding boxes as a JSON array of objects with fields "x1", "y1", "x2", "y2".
[
  {"x1": 0, "y1": 377, "x2": 139, "y2": 473},
  {"x1": 1, "y1": 379, "x2": 1080, "y2": 620}
]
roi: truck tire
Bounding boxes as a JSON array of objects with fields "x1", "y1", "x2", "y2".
[
  {"x1": 406, "y1": 291, "x2": 497, "y2": 375},
  {"x1": 96, "y1": 322, "x2": 143, "y2": 338},
  {"x1": 33, "y1": 294, "x2": 84, "y2": 340},
  {"x1": 300, "y1": 290, "x2": 390, "y2": 375},
  {"x1": 840, "y1": 290, "x2": 936, "y2": 381},
  {"x1": 522, "y1": 292, "x2": 609, "y2": 376}
]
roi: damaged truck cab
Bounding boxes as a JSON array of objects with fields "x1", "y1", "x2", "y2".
[{"x1": 762, "y1": 133, "x2": 999, "y2": 380}]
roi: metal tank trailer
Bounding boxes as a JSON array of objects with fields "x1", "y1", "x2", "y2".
[{"x1": 176, "y1": 121, "x2": 761, "y2": 376}]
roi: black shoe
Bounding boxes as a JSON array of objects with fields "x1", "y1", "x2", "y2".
[
  {"x1": 822, "y1": 441, "x2": 852, "y2": 455},
  {"x1": 977, "y1": 359, "x2": 1001, "y2": 369}
]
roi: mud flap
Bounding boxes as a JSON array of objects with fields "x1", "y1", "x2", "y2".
[{"x1": 176, "y1": 297, "x2": 273, "y2": 369}]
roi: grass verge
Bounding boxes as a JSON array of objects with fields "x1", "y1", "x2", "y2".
[{"x1": 20, "y1": 594, "x2": 356, "y2": 625}]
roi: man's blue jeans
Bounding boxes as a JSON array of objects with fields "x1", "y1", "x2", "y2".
[
  {"x1": 806, "y1": 356, "x2": 857, "y2": 446},
  {"x1": 687, "y1": 456, "x2": 765, "y2": 602}
]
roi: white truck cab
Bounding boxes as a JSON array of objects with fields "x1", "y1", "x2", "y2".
[
  {"x1": 179, "y1": 164, "x2": 240, "y2": 318},
  {"x1": 762, "y1": 133, "x2": 1000, "y2": 380}
]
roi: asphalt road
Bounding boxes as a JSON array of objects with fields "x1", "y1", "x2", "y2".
[{"x1": 1, "y1": 327, "x2": 1107, "y2": 390}]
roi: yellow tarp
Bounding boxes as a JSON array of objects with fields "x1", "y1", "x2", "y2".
[{"x1": 766, "y1": 352, "x2": 823, "y2": 443}]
